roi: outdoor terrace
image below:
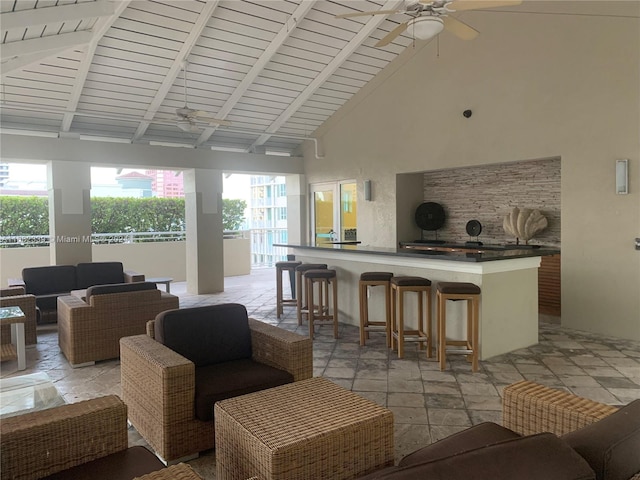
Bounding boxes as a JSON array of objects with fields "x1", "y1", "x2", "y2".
[{"x1": 1, "y1": 268, "x2": 639, "y2": 479}]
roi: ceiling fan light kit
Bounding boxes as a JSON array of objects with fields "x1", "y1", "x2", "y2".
[
  {"x1": 407, "y1": 17, "x2": 444, "y2": 41},
  {"x1": 176, "y1": 119, "x2": 198, "y2": 133},
  {"x1": 339, "y1": 0, "x2": 522, "y2": 47}
]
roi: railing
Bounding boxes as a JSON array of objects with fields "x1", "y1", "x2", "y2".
[
  {"x1": 0, "y1": 230, "x2": 253, "y2": 247},
  {"x1": 0, "y1": 232, "x2": 186, "y2": 247}
]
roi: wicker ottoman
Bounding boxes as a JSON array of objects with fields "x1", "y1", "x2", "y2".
[{"x1": 215, "y1": 377, "x2": 394, "y2": 480}]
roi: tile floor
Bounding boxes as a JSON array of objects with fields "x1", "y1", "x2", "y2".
[{"x1": 2, "y1": 268, "x2": 639, "y2": 479}]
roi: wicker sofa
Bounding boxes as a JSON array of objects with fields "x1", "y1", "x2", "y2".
[
  {"x1": 58, "y1": 282, "x2": 179, "y2": 367},
  {"x1": 9, "y1": 262, "x2": 145, "y2": 323},
  {"x1": 120, "y1": 304, "x2": 313, "y2": 464},
  {"x1": 1, "y1": 286, "x2": 37, "y2": 349},
  {"x1": 0, "y1": 394, "x2": 202, "y2": 480},
  {"x1": 358, "y1": 380, "x2": 640, "y2": 480}
]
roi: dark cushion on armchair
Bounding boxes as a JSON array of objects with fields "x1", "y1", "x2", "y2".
[
  {"x1": 76, "y1": 262, "x2": 125, "y2": 289},
  {"x1": 562, "y1": 399, "x2": 640, "y2": 480},
  {"x1": 85, "y1": 281, "x2": 157, "y2": 303},
  {"x1": 398, "y1": 422, "x2": 521, "y2": 467},
  {"x1": 154, "y1": 303, "x2": 252, "y2": 367},
  {"x1": 194, "y1": 358, "x2": 293, "y2": 421},
  {"x1": 359, "y1": 433, "x2": 595, "y2": 480}
]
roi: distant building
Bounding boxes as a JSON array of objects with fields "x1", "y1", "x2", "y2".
[
  {"x1": 115, "y1": 171, "x2": 153, "y2": 198},
  {"x1": 249, "y1": 176, "x2": 287, "y2": 266},
  {"x1": 145, "y1": 170, "x2": 184, "y2": 198},
  {"x1": 0, "y1": 164, "x2": 9, "y2": 186}
]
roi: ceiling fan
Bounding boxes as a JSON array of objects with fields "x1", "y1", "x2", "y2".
[
  {"x1": 336, "y1": 0, "x2": 522, "y2": 47},
  {"x1": 175, "y1": 61, "x2": 230, "y2": 133}
]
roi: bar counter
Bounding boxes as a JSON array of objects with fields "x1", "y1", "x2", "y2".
[{"x1": 275, "y1": 243, "x2": 559, "y2": 360}]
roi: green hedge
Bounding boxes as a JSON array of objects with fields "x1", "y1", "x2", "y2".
[
  {"x1": 0, "y1": 196, "x2": 246, "y2": 235},
  {"x1": 0, "y1": 196, "x2": 48, "y2": 236}
]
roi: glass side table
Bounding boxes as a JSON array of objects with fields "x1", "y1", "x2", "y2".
[{"x1": 0, "y1": 371, "x2": 65, "y2": 418}]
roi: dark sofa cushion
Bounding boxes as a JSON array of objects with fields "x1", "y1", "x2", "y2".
[
  {"x1": 398, "y1": 422, "x2": 521, "y2": 467},
  {"x1": 45, "y1": 445, "x2": 164, "y2": 480},
  {"x1": 36, "y1": 293, "x2": 64, "y2": 313},
  {"x1": 562, "y1": 399, "x2": 640, "y2": 480},
  {"x1": 23, "y1": 265, "x2": 77, "y2": 296},
  {"x1": 194, "y1": 358, "x2": 294, "y2": 421},
  {"x1": 76, "y1": 262, "x2": 125, "y2": 289},
  {"x1": 85, "y1": 281, "x2": 157, "y2": 303},
  {"x1": 155, "y1": 303, "x2": 252, "y2": 367},
  {"x1": 358, "y1": 433, "x2": 595, "y2": 480}
]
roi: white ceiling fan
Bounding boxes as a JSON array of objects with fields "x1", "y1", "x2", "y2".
[
  {"x1": 336, "y1": 0, "x2": 522, "y2": 47},
  {"x1": 175, "y1": 61, "x2": 230, "y2": 133}
]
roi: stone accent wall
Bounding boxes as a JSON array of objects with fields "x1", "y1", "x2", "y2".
[{"x1": 422, "y1": 158, "x2": 560, "y2": 247}]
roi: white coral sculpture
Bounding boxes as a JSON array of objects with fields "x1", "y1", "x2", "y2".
[{"x1": 503, "y1": 207, "x2": 548, "y2": 244}]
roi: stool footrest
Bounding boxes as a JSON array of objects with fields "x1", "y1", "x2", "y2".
[
  {"x1": 444, "y1": 348, "x2": 474, "y2": 355},
  {"x1": 364, "y1": 323, "x2": 387, "y2": 330},
  {"x1": 392, "y1": 334, "x2": 429, "y2": 343}
]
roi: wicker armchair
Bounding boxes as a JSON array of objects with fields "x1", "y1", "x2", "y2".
[
  {"x1": 57, "y1": 283, "x2": 179, "y2": 367},
  {"x1": 0, "y1": 394, "x2": 201, "y2": 480},
  {"x1": 503, "y1": 380, "x2": 619, "y2": 436},
  {"x1": 120, "y1": 310, "x2": 313, "y2": 464},
  {"x1": 1, "y1": 286, "x2": 37, "y2": 348},
  {"x1": 503, "y1": 380, "x2": 640, "y2": 480}
]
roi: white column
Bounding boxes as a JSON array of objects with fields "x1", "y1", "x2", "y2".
[
  {"x1": 286, "y1": 174, "x2": 306, "y2": 245},
  {"x1": 184, "y1": 169, "x2": 224, "y2": 294},
  {"x1": 47, "y1": 161, "x2": 92, "y2": 265}
]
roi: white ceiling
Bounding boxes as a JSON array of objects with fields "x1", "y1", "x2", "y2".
[{"x1": 1, "y1": 1, "x2": 638, "y2": 156}]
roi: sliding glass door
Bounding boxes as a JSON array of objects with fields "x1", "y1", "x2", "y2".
[{"x1": 310, "y1": 181, "x2": 357, "y2": 245}]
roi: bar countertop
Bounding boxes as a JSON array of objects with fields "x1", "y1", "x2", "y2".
[{"x1": 274, "y1": 242, "x2": 559, "y2": 263}]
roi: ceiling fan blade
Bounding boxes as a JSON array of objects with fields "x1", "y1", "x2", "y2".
[
  {"x1": 447, "y1": 0, "x2": 522, "y2": 12},
  {"x1": 443, "y1": 16, "x2": 479, "y2": 40},
  {"x1": 375, "y1": 22, "x2": 410, "y2": 47},
  {"x1": 336, "y1": 9, "x2": 403, "y2": 19},
  {"x1": 204, "y1": 118, "x2": 232, "y2": 127},
  {"x1": 190, "y1": 111, "x2": 232, "y2": 126}
]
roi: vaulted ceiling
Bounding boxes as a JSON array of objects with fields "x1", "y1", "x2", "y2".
[{"x1": 1, "y1": 1, "x2": 638, "y2": 156}]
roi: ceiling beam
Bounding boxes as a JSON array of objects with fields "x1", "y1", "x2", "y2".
[
  {"x1": 1, "y1": 48, "x2": 74, "y2": 77},
  {"x1": 61, "y1": 1, "x2": 132, "y2": 132},
  {"x1": 0, "y1": 134, "x2": 304, "y2": 175},
  {"x1": 0, "y1": 0, "x2": 115, "y2": 30},
  {"x1": 195, "y1": 0, "x2": 317, "y2": 147},
  {"x1": 248, "y1": 0, "x2": 404, "y2": 150},
  {"x1": 131, "y1": 0, "x2": 221, "y2": 142},
  {"x1": 1, "y1": 31, "x2": 92, "y2": 62}
]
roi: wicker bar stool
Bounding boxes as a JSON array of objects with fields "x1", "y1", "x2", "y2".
[
  {"x1": 359, "y1": 272, "x2": 393, "y2": 347},
  {"x1": 436, "y1": 282, "x2": 481, "y2": 372},
  {"x1": 304, "y1": 269, "x2": 338, "y2": 339},
  {"x1": 275, "y1": 261, "x2": 301, "y2": 319},
  {"x1": 295, "y1": 263, "x2": 328, "y2": 325},
  {"x1": 390, "y1": 276, "x2": 432, "y2": 359}
]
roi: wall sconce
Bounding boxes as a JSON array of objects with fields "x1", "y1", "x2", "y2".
[
  {"x1": 616, "y1": 159, "x2": 628, "y2": 195},
  {"x1": 364, "y1": 180, "x2": 372, "y2": 201}
]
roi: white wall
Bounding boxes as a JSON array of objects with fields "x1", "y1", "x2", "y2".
[{"x1": 305, "y1": 1, "x2": 640, "y2": 341}]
